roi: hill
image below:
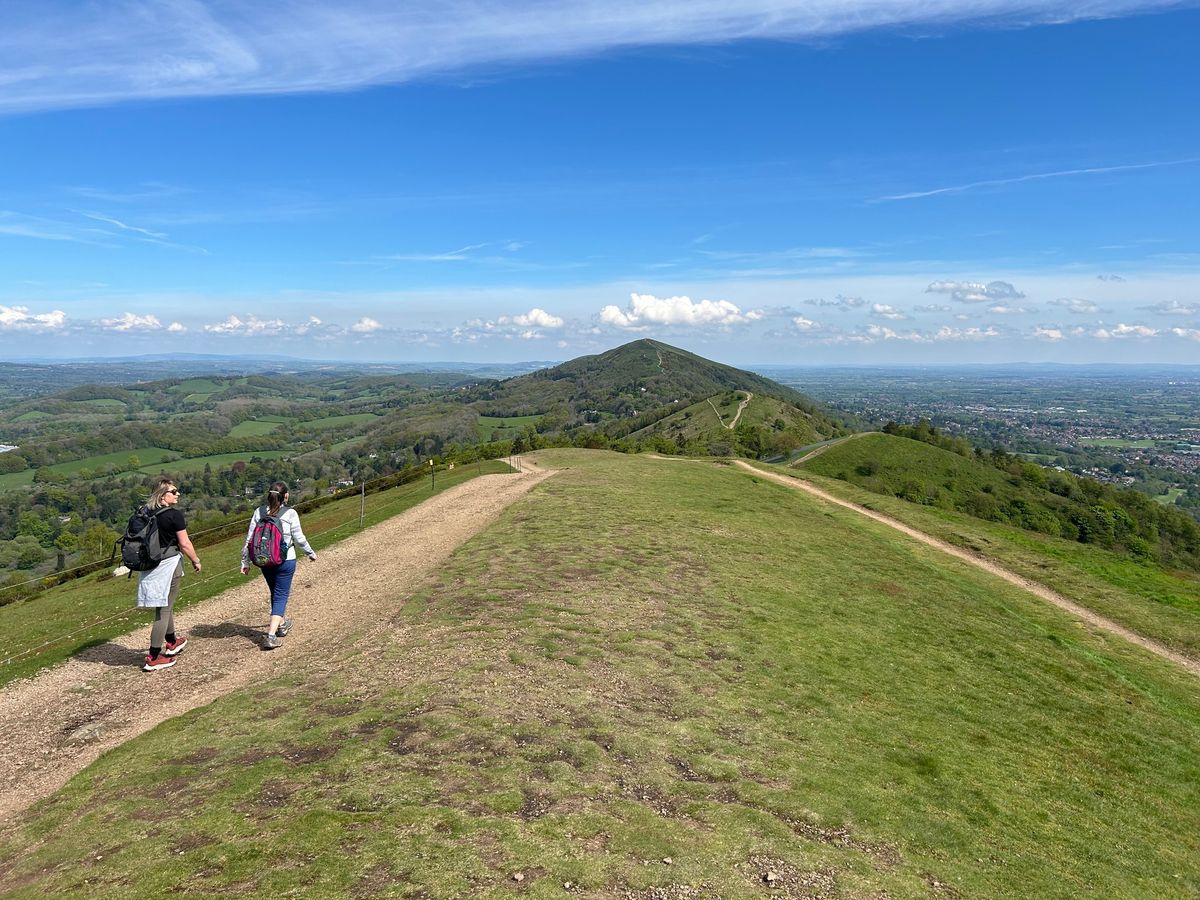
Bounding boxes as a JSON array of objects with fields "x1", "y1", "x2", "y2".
[
  {"x1": 1, "y1": 451, "x2": 1197, "y2": 897},
  {"x1": 469, "y1": 338, "x2": 844, "y2": 449},
  {"x1": 796, "y1": 431, "x2": 1200, "y2": 573}
]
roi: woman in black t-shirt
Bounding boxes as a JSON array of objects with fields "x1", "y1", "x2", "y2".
[{"x1": 137, "y1": 477, "x2": 202, "y2": 671}]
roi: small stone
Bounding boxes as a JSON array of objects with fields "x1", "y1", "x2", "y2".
[{"x1": 512, "y1": 872, "x2": 524, "y2": 882}]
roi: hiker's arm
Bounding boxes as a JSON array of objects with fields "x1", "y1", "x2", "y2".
[
  {"x1": 240, "y1": 510, "x2": 258, "y2": 572},
  {"x1": 289, "y1": 511, "x2": 316, "y2": 560},
  {"x1": 177, "y1": 529, "x2": 201, "y2": 572}
]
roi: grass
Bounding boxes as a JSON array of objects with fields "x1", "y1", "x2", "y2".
[
  {"x1": 297, "y1": 413, "x2": 382, "y2": 432},
  {"x1": 759, "y1": 461, "x2": 1200, "y2": 660},
  {"x1": 168, "y1": 378, "x2": 225, "y2": 394},
  {"x1": 0, "y1": 460, "x2": 514, "y2": 688},
  {"x1": 74, "y1": 399, "x2": 127, "y2": 410},
  {"x1": 229, "y1": 420, "x2": 282, "y2": 438},
  {"x1": 1078, "y1": 438, "x2": 1157, "y2": 448},
  {"x1": 477, "y1": 414, "x2": 541, "y2": 439},
  {"x1": 1, "y1": 450, "x2": 1197, "y2": 897},
  {"x1": 1155, "y1": 487, "x2": 1186, "y2": 506},
  {"x1": 138, "y1": 451, "x2": 292, "y2": 476}
]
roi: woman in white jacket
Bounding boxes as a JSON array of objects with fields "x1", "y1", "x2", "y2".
[{"x1": 241, "y1": 481, "x2": 316, "y2": 649}]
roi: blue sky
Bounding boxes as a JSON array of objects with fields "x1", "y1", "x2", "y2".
[{"x1": 1, "y1": 0, "x2": 1198, "y2": 365}]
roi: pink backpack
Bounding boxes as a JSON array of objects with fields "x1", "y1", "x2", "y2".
[{"x1": 248, "y1": 506, "x2": 288, "y2": 567}]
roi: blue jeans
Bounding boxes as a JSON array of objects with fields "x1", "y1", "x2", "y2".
[{"x1": 261, "y1": 558, "x2": 296, "y2": 618}]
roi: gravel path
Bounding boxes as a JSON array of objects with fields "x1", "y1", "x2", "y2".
[
  {"x1": 738, "y1": 461, "x2": 1200, "y2": 677},
  {"x1": 0, "y1": 468, "x2": 553, "y2": 824}
]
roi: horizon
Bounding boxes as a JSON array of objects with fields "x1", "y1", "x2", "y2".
[{"x1": 2, "y1": 1, "x2": 1198, "y2": 364}]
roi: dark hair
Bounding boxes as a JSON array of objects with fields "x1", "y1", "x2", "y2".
[{"x1": 266, "y1": 481, "x2": 289, "y2": 516}]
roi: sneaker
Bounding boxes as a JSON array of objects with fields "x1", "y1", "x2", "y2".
[
  {"x1": 162, "y1": 636, "x2": 188, "y2": 657},
  {"x1": 263, "y1": 633, "x2": 282, "y2": 650},
  {"x1": 277, "y1": 619, "x2": 293, "y2": 638},
  {"x1": 143, "y1": 653, "x2": 176, "y2": 672}
]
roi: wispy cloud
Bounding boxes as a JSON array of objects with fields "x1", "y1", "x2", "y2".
[
  {"x1": 3, "y1": 1, "x2": 1184, "y2": 113},
  {"x1": 876, "y1": 158, "x2": 1200, "y2": 202}
]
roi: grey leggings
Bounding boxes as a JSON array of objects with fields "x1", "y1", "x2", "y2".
[{"x1": 150, "y1": 563, "x2": 183, "y2": 649}]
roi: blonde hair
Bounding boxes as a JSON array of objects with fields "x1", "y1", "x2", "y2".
[{"x1": 147, "y1": 477, "x2": 177, "y2": 511}]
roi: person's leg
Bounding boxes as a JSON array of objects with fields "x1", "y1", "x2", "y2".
[
  {"x1": 149, "y1": 564, "x2": 182, "y2": 655},
  {"x1": 264, "y1": 560, "x2": 295, "y2": 638}
]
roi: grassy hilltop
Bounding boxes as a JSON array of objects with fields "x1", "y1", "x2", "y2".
[{"x1": 2, "y1": 450, "x2": 1197, "y2": 898}]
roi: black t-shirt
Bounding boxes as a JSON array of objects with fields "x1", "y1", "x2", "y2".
[{"x1": 155, "y1": 508, "x2": 186, "y2": 551}]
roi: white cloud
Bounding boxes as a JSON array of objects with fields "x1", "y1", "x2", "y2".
[
  {"x1": 926, "y1": 280, "x2": 1024, "y2": 304},
  {"x1": 933, "y1": 325, "x2": 1001, "y2": 341},
  {"x1": 0, "y1": 305, "x2": 67, "y2": 331},
  {"x1": 600, "y1": 292, "x2": 757, "y2": 329},
  {"x1": 6, "y1": 2, "x2": 1177, "y2": 114},
  {"x1": 792, "y1": 316, "x2": 819, "y2": 332},
  {"x1": 805, "y1": 294, "x2": 865, "y2": 309},
  {"x1": 1094, "y1": 323, "x2": 1158, "y2": 339},
  {"x1": 350, "y1": 317, "x2": 382, "y2": 333},
  {"x1": 507, "y1": 308, "x2": 564, "y2": 329},
  {"x1": 871, "y1": 303, "x2": 907, "y2": 321},
  {"x1": 1140, "y1": 300, "x2": 1198, "y2": 316},
  {"x1": 204, "y1": 314, "x2": 288, "y2": 335},
  {"x1": 1050, "y1": 297, "x2": 1103, "y2": 314},
  {"x1": 866, "y1": 324, "x2": 928, "y2": 342},
  {"x1": 97, "y1": 312, "x2": 162, "y2": 332},
  {"x1": 1032, "y1": 326, "x2": 1064, "y2": 341}
]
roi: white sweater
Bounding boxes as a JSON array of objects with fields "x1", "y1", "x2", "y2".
[{"x1": 241, "y1": 506, "x2": 315, "y2": 567}]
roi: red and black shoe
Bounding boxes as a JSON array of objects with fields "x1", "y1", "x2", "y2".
[
  {"x1": 143, "y1": 653, "x2": 176, "y2": 672},
  {"x1": 162, "y1": 636, "x2": 188, "y2": 657}
]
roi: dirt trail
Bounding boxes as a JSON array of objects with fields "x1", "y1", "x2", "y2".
[
  {"x1": 708, "y1": 391, "x2": 753, "y2": 430},
  {"x1": 0, "y1": 468, "x2": 553, "y2": 824},
  {"x1": 736, "y1": 461, "x2": 1200, "y2": 677}
]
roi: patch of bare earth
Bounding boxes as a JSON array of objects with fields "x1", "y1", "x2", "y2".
[
  {"x1": 0, "y1": 467, "x2": 554, "y2": 826},
  {"x1": 735, "y1": 460, "x2": 1200, "y2": 677}
]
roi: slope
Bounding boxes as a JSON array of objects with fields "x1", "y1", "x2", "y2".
[{"x1": 2, "y1": 450, "x2": 1197, "y2": 898}]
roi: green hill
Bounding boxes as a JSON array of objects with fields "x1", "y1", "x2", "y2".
[
  {"x1": 1, "y1": 451, "x2": 1197, "y2": 897},
  {"x1": 469, "y1": 338, "x2": 843, "y2": 451},
  {"x1": 798, "y1": 432, "x2": 1200, "y2": 572}
]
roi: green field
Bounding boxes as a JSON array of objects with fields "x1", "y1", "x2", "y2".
[
  {"x1": 138, "y1": 451, "x2": 291, "y2": 476},
  {"x1": 1078, "y1": 437, "x2": 1157, "y2": 448},
  {"x1": 1156, "y1": 487, "x2": 1186, "y2": 506},
  {"x1": 229, "y1": 419, "x2": 282, "y2": 437},
  {"x1": 1, "y1": 451, "x2": 1197, "y2": 897},
  {"x1": 476, "y1": 414, "x2": 540, "y2": 439},
  {"x1": 297, "y1": 413, "x2": 382, "y2": 431},
  {"x1": 169, "y1": 378, "x2": 225, "y2": 395},
  {"x1": 0, "y1": 448, "x2": 180, "y2": 489}
]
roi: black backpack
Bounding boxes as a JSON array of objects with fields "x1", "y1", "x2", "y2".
[{"x1": 119, "y1": 505, "x2": 178, "y2": 572}]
